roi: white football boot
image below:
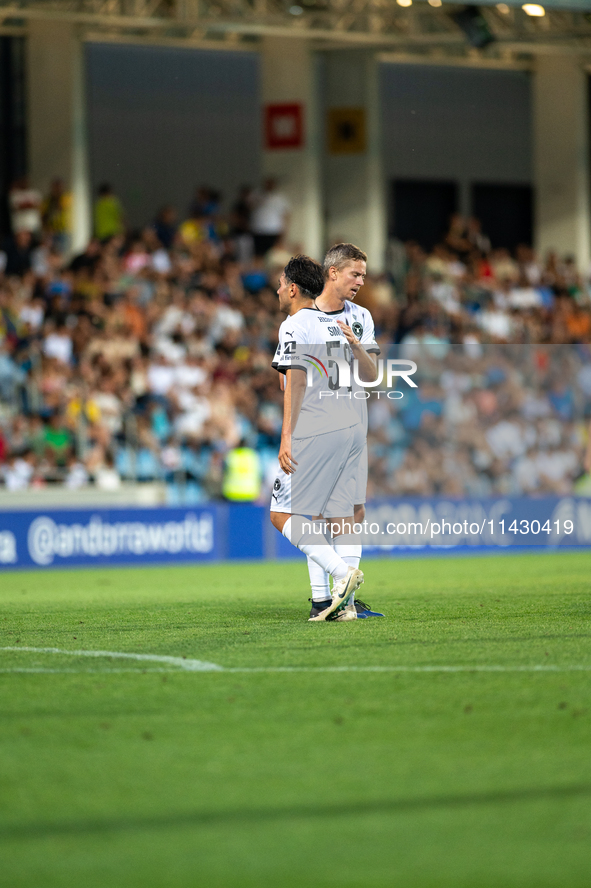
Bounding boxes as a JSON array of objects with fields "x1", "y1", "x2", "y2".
[
  {"x1": 333, "y1": 603, "x2": 357, "y2": 622},
  {"x1": 309, "y1": 567, "x2": 364, "y2": 621}
]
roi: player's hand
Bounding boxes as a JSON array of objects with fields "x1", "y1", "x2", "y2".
[
  {"x1": 278, "y1": 438, "x2": 298, "y2": 475},
  {"x1": 336, "y1": 320, "x2": 359, "y2": 346}
]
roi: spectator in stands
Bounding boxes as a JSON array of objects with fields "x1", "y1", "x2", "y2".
[
  {"x1": 9, "y1": 177, "x2": 42, "y2": 237},
  {"x1": 64, "y1": 454, "x2": 89, "y2": 490},
  {"x1": 444, "y1": 213, "x2": 471, "y2": 258},
  {"x1": 250, "y1": 178, "x2": 290, "y2": 256},
  {"x1": 179, "y1": 208, "x2": 208, "y2": 247},
  {"x1": 2, "y1": 173, "x2": 591, "y2": 503},
  {"x1": 41, "y1": 178, "x2": 72, "y2": 253},
  {"x1": 189, "y1": 186, "x2": 220, "y2": 220},
  {"x1": 70, "y1": 237, "x2": 102, "y2": 273},
  {"x1": 43, "y1": 322, "x2": 73, "y2": 366},
  {"x1": 94, "y1": 451, "x2": 121, "y2": 490},
  {"x1": 3, "y1": 450, "x2": 36, "y2": 491},
  {"x1": 0, "y1": 341, "x2": 25, "y2": 402},
  {"x1": 230, "y1": 186, "x2": 252, "y2": 236},
  {"x1": 2, "y1": 230, "x2": 34, "y2": 277},
  {"x1": 466, "y1": 216, "x2": 491, "y2": 254},
  {"x1": 153, "y1": 206, "x2": 178, "y2": 250},
  {"x1": 93, "y1": 183, "x2": 125, "y2": 242},
  {"x1": 43, "y1": 413, "x2": 72, "y2": 467},
  {"x1": 230, "y1": 185, "x2": 254, "y2": 264}
]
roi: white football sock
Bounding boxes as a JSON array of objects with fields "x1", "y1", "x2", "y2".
[
  {"x1": 282, "y1": 517, "x2": 348, "y2": 581},
  {"x1": 308, "y1": 536, "x2": 361, "y2": 600},
  {"x1": 334, "y1": 536, "x2": 362, "y2": 570},
  {"x1": 334, "y1": 536, "x2": 362, "y2": 605},
  {"x1": 307, "y1": 555, "x2": 331, "y2": 602}
]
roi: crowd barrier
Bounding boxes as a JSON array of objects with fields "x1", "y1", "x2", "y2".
[{"x1": 0, "y1": 497, "x2": 590, "y2": 570}]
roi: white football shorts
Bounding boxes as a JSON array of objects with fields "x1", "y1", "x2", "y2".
[
  {"x1": 270, "y1": 423, "x2": 365, "y2": 519},
  {"x1": 354, "y1": 442, "x2": 368, "y2": 506}
]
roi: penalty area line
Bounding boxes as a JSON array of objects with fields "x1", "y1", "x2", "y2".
[{"x1": 1, "y1": 648, "x2": 591, "y2": 674}]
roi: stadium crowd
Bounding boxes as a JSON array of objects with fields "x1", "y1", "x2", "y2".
[{"x1": 1, "y1": 182, "x2": 590, "y2": 500}]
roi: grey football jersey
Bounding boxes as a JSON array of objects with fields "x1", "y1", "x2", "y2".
[
  {"x1": 314, "y1": 301, "x2": 380, "y2": 431},
  {"x1": 272, "y1": 307, "x2": 362, "y2": 440}
]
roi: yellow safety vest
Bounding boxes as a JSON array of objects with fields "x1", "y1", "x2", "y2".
[{"x1": 223, "y1": 448, "x2": 261, "y2": 502}]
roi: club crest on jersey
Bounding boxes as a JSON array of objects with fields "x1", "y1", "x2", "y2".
[
  {"x1": 352, "y1": 321, "x2": 363, "y2": 338},
  {"x1": 273, "y1": 478, "x2": 281, "y2": 491}
]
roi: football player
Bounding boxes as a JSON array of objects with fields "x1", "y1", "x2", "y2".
[
  {"x1": 306, "y1": 243, "x2": 384, "y2": 619},
  {"x1": 270, "y1": 254, "x2": 367, "y2": 621}
]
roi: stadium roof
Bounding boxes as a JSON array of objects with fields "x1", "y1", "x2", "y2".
[{"x1": 2, "y1": 0, "x2": 591, "y2": 64}]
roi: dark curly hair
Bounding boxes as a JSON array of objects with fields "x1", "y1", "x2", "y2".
[{"x1": 283, "y1": 255, "x2": 325, "y2": 299}]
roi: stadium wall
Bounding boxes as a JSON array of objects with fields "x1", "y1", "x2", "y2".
[
  {"x1": 380, "y1": 63, "x2": 532, "y2": 218},
  {"x1": 83, "y1": 45, "x2": 533, "y2": 229},
  {"x1": 85, "y1": 43, "x2": 261, "y2": 226},
  {"x1": 0, "y1": 497, "x2": 589, "y2": 570}
]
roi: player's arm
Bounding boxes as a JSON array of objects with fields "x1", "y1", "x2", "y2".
[
  {"x1": 278, "y1": 368, "x2": 306, "y2": 475},
  {"x1": 337, "y1": 320, "x2": 378, "y2": 381},
  {"x1": 272, "y1": 327, "x2": 286, "y2": 391}
]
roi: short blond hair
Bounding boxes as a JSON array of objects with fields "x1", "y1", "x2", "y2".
[{"x1": 323, "y1": 243, "x2": 367, "y2": 279}]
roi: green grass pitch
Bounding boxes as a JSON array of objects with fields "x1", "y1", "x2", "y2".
[{"x1": 1, "y1": 552, "x2": 591, "y2": 888}]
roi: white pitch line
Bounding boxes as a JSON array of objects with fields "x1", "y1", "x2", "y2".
[
  {"x1": 225, "y1": 665, "x2": 591, "y2": 674},
  {"x1": 0, "y1": 646, "x2": 223, "y2": 672},
  {"x1": 0, "y1": 668, "x2": 172, "y2": 674},
  {"x1": 1, "y1": 647, "x2": 591, "y2": 675}
]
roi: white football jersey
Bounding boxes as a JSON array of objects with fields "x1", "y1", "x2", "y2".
[
  {"x1": 272, "y1": 307, "x2": 362, "y2": 439},
  {"x1": 309, "y1": 301, "x2": 380, "y2": 431}
]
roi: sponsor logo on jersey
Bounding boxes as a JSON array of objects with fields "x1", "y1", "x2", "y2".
[{"x1": 317, "y1": 316, "x2": 332, "y2": 322}]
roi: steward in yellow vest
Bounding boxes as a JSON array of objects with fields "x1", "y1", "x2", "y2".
[{"x1": 223, "y1": 446, "x2": 262, "y2": 502}]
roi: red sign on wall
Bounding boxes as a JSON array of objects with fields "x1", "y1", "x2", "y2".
[{"x1": 264, "y1": 103, "x2": 304, "y2": 150}]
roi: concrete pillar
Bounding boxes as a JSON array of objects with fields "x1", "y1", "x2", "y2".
[
  {"x1": 27, "y1": 21, "x2": 91, "y2": 252},
  {"x1": 260, "y1": 37, "x2": 323, "y2": 260},
  {"x1": 324, "y1": 51, "x2": 386, "y2": 273},
  {"x1": 459, "y1": 179, "x2": 471, "y2": 220},
  {"x1": 533, "y1": 55, "x2": 590, "y2": 270}
]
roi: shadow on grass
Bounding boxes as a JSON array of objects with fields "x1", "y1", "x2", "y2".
[{"x1": 4, "y1": 783, "x2": 591, "y2": 841}]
